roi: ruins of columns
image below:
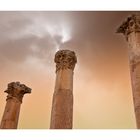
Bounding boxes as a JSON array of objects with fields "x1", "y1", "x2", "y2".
[
  {"x1": 50, "y1": 50, "x2": 77, "y2": 129},
  {"x1": 0, "y1": 82, "x2": 31, "y2": 129},
  {"x1": 117, "y1": 14, "x2": 140, "y2": 128}
]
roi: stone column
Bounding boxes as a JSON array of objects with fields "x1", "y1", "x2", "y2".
[
  {"x1": 50, "y1": 50, "x2": 77, "y2": 129},
  {"x1": 0, "y1": 82, "x2": 31, "y2": 129},
  {"x1": 117, "y1": 14, "x2": 140, "y2": 128}
]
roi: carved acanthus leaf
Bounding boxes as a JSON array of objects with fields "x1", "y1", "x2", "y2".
[
  {"x1": 117, "y1": 14, "x2": 140, "y2": 39},
  {"x1": 55, "y1": 50, "x2": 77, "y2": 72},
  {"x1": 4, "y1": 82, "x2": 31, "y2": 103}
]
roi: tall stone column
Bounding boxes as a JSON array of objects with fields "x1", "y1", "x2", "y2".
[
  {"x1": 0, "y1": 82, "x2": 31, "y2": 129},
  {"x1": 117, "y1": 14, "x2": 140, "y2": 128},
  {"x1": 50, "y1": 50, "x2": 77, "y2": 129}
]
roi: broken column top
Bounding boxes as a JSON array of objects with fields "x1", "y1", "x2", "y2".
[
  {"x1": 54, "y1": 50, "x2": 77, "y2": 72},
  {"x1": 4, "y1": 82, "x2": 31, "y2": 103},
  {"x1": 116, "y1": 14, "x2": 140, "y2": 39}
]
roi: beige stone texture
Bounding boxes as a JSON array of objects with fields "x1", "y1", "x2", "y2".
[
  {"x1": 0, "y1": 82, "x2": 31, "y2": 129},
  {"x1": 0, "y1": 98, "x2": 21, "y2": 129},
  {"x1": 50, "y1": 89, "x2": 73, "y2": 129},
  {"x1": 117, "y1": 14, "x2": 140, "y2": 128},
  {"x1": 50, "y1": 50, "x2": 77, "y2": 129},
  {"x1": 55, "y1": 69, "x2": 73, "y2": 91}
]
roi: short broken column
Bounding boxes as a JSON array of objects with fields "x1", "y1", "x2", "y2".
[
  {"x1": 0, "y1": 82, "x2": 31, "y2": 129},
  {"x1": 50, "y1": 50, "x2": 77, "y2": 129},
  {"x1": 117, "y1": 14, "x2": 140, "y2": 128}
]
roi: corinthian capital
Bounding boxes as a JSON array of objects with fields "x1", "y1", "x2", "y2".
[
  {"x1": 54, "y1": 50, "x2": 77, "y2": 72},
  {"x1": 4, "y1": 82, "x2": 31, "y2": 103},
  {"x1": 116, "y1": 14, "x2": 140, "y2": 39}
]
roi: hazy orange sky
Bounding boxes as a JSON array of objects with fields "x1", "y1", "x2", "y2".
[{"x1": 0, "y1": 11, "x2": 139, "y2": 129}]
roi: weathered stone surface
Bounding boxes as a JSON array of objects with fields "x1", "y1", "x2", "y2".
[
  {"x1": 55, "y1": 50, "x2": 77, "y2": 72},
  {"x1": 117, "y1": 14, "x2": 140, "y2": 40},
  {"x1": 50, "y1": 89, "x2": 73, "y2": 129},
  {"x1": 0, "y1": 99, "x2": 21, "y2": 129},
  {"x1": 131, "y1": 62, "x2": 140, "y2": 128},
  {"x1": 117, "y1": 14, "x2": 140, "y2": 128},
  {"x1": 128, "y1": 33, "x2": 140, "y2": 63},
  {"x1": 5, "y1": 81, "x2": 31, "y2": 103},
  {"x1": 50, "y1": 50, "x2": 77, "y2": 129},
  {"x1": 0, "y1": 82, "x2": 31, "y2": 129},
  {"x1": 55, "y1": 69, "x2": 73, "y2": 91}
]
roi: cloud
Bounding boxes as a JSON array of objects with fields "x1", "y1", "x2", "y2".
[
  {"x1": 0, "y1": 11, "x2": 136, "y2": 74},
  {"x1": 0, "y1": 11, "x2": 137, "y2": 128},
  {"x1": 0, "y1": 12, "x2": 74, "y2": 71}
]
